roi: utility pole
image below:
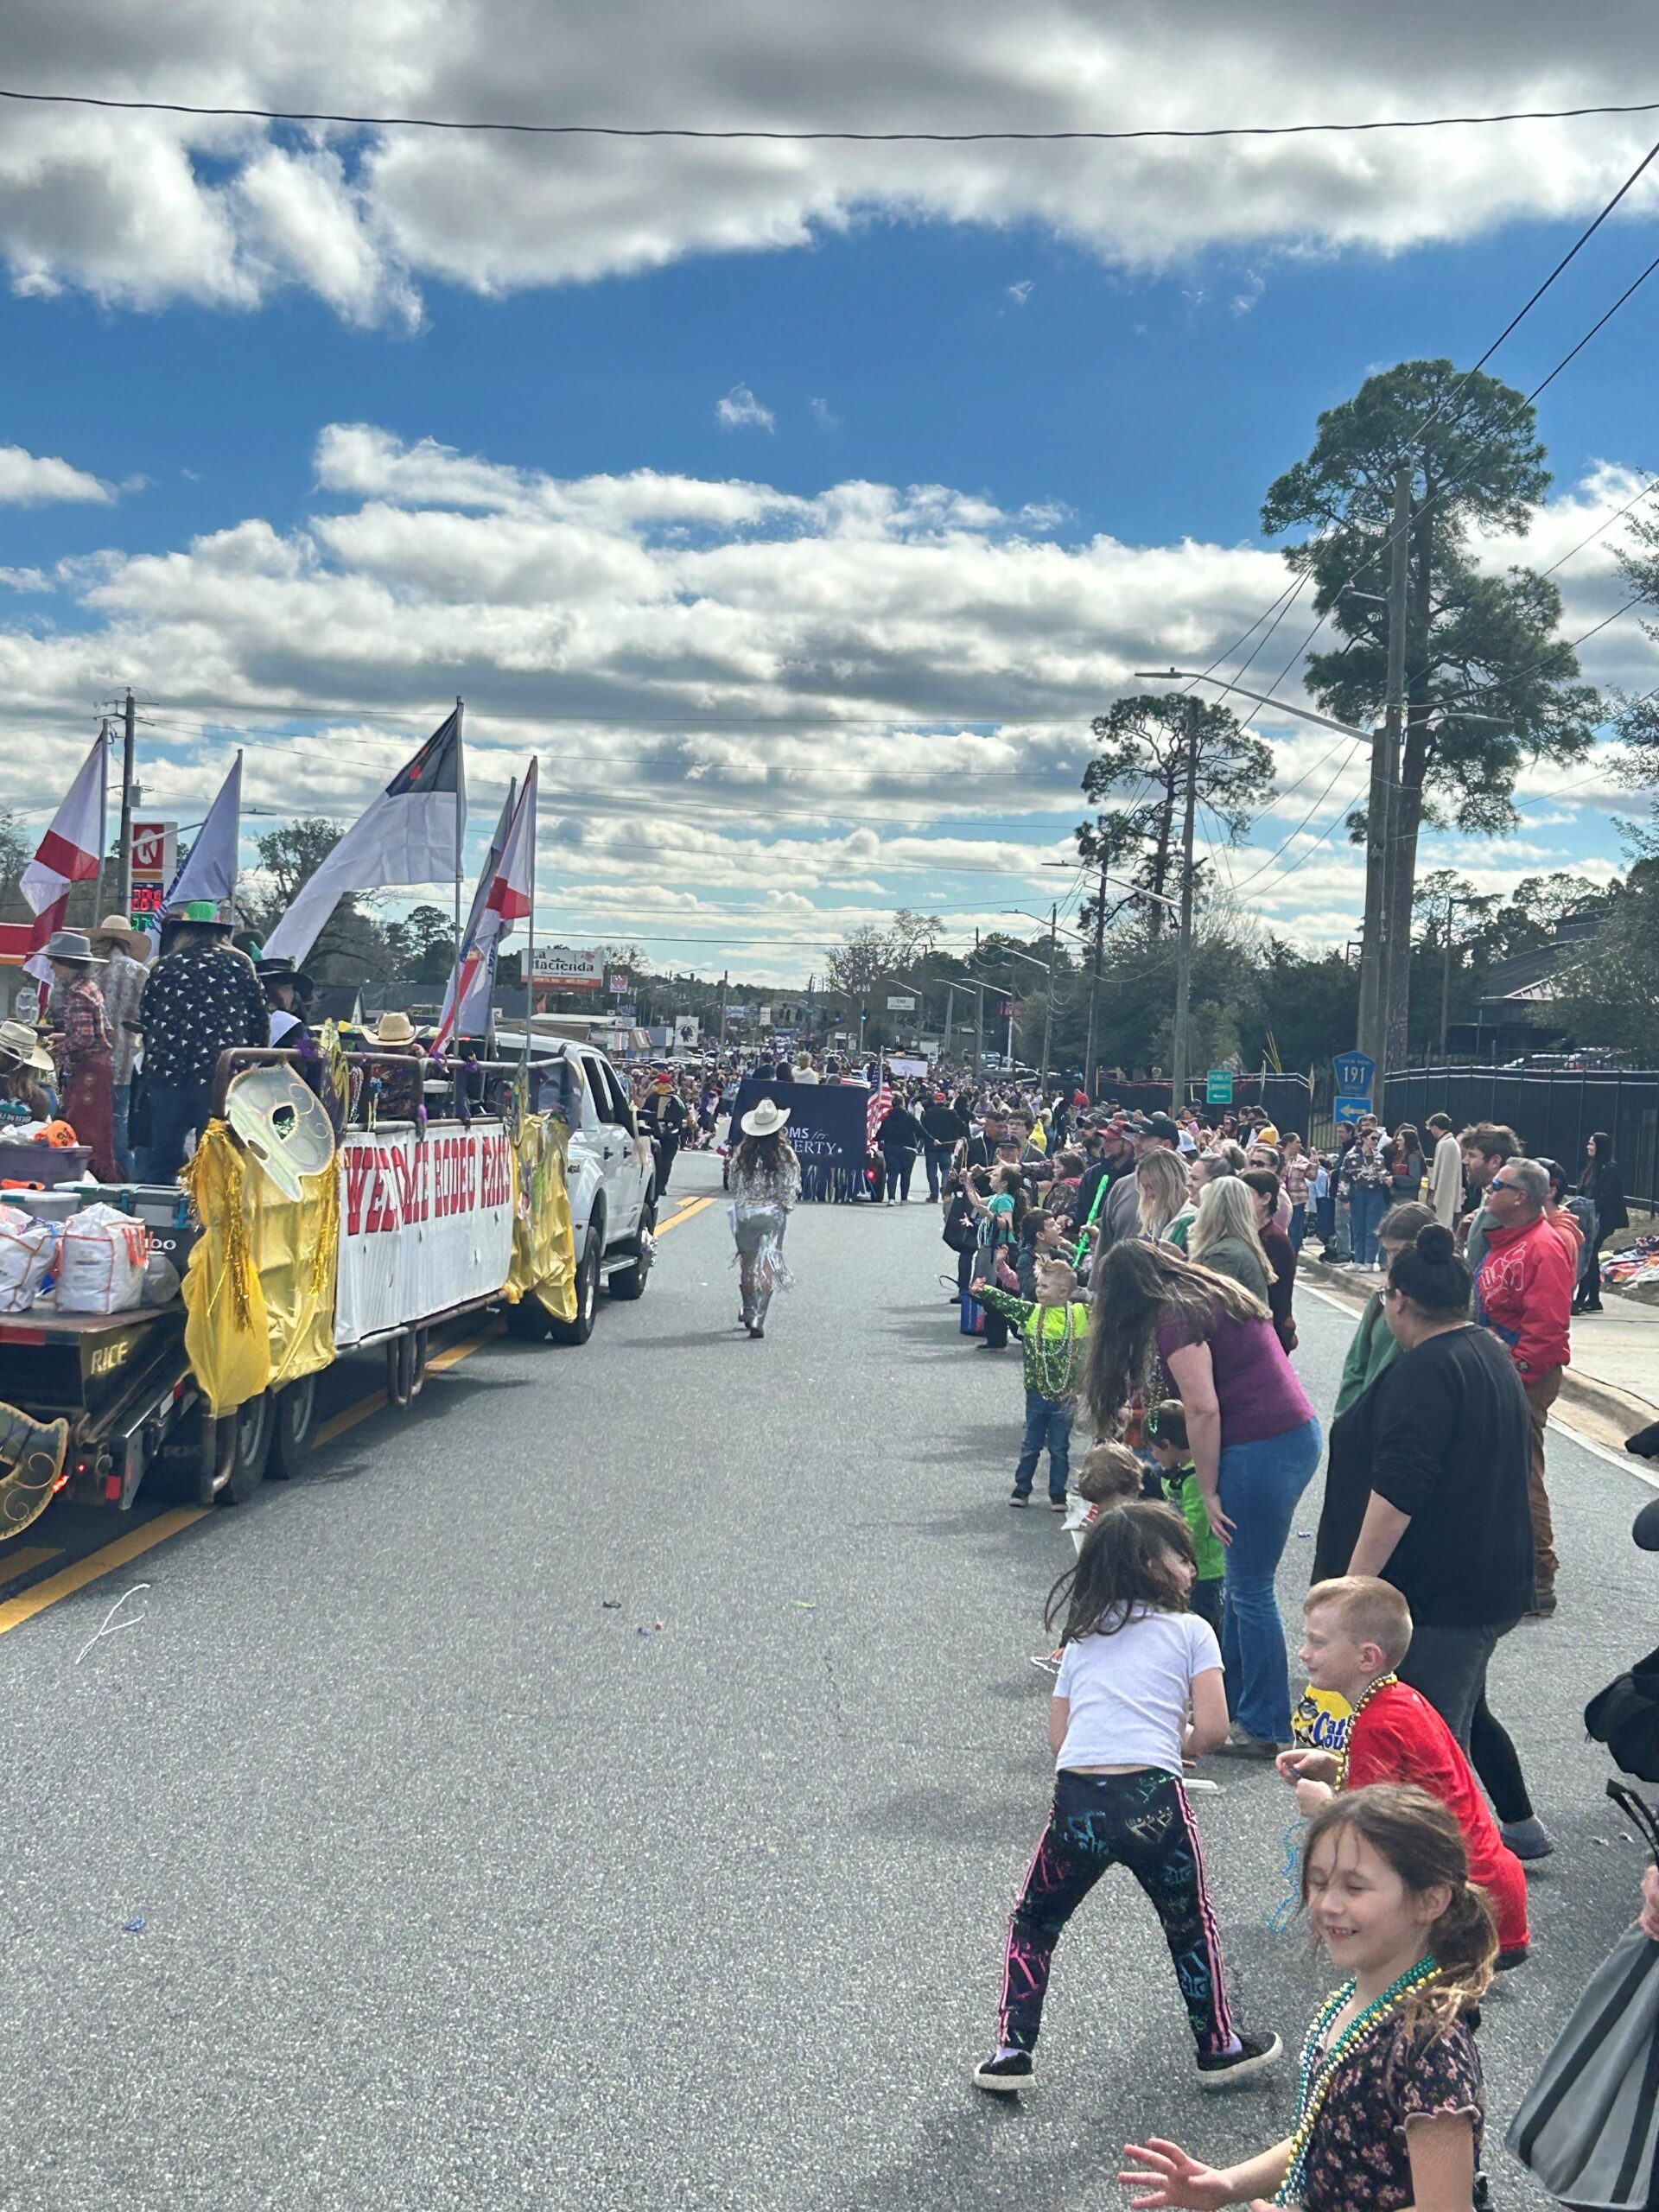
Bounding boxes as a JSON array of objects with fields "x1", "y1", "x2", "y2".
[
  {"x1": 1357, "y1": 465, "x2": 1412, "y2": 1070},
  {"x1": 1083, "y1": 859, "x2": 1106, "y2": 1102},
  {"x1": 1168, "y1": 696, "x2": 1200, "y2": 1111},
  {"x1": 719, "y1": 969, "x2": 729, "y2": 1046},
  {"x1": 1038, "y1": 903, "x2": 1058, "y2": 1090},
  {"x1": 1438, "y1": 887, "x2": 1460, "y2": 1058},
  {"x1": 117, "y1": 688, "x2": 137, "y2": 915},
  {"x1": 973, "y1": 977, "x2": 984, "y2": 1077}
]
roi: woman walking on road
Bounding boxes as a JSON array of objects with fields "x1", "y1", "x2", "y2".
[
  {"x1": 728, "y1": 1098, "x2": 800, "y2": 1339},
  {"x1": 1087, "y1": 1242, "x2": 1320, "y2": 1756}
]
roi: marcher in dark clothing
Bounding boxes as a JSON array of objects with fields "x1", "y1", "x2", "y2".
[
  {"x1": 137, "y1": 905, "x2": 269, "y2": 1181},
  {"x1": 1575, "y1": 1128, "x2": 1627, "y2": 1313},
  {"x1": 876, "y1": 1099, "x2": 927, "y2": 1203},
  {"x1": 920, "y1": 1095, "x2": 967, "y2": 1199},
  {"x1": 640, "y1": 1073, "x2": 689, "y2": 1192}
]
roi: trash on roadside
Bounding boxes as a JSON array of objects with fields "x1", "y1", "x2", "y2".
[
  {"x1": 1294, "y1": 1530, "x2": 1313, "y2": 1540},
  {"x1": 791, "y1": 1599, "x2": 816, "y2": 1610},
  {"x1": 638, "y1": 1618, "x2": 665, "y2": 1637},
  {"x1": 601, "y1": 1599, "x2": 622, "y2": 1610},
  {"x1": 123, "y1": 1916, "x2": 146, "y2": 1933}
]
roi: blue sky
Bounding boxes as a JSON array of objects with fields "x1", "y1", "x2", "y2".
[{"x1": 3, "y1": 7, "x2": 1657, "y2": 981}]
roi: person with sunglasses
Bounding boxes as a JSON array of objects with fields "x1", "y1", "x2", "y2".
[{"x1": 1473, "y1": 1158, "x2": 1575, "y2": 1620}]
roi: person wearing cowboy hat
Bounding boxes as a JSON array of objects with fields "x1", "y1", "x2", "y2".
[
  {"x1": 0, "y1": 1015, "x2": 60, "y2": 1123},
  {"x1": 640, "y1": 1066, "x2": 689, "y2": 1194},
  {"x1": 41, "y1": 929, "x2": 118, "y2": 1180},
  {"x1": 89, "y1": 914, "x2": 150, "y2": 1177},
  {"x1": 137, "y1": 900, "x2": 269, "y2": 1183},
  {"x1": 363, "y1": 1010, "x2": 428, "y2": 1123},
  {"x1": 256, "y1": 957, "x2": 315, "y2": 1051},
  {"x1": 728, "y1": 1096, "x2": 799, "y2": 1338}
]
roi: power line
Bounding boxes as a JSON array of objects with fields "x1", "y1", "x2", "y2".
[{"x1": 5, "y1": 85, "x2": 1658, "y2": 143}]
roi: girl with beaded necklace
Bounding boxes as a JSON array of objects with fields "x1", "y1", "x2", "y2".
[{"x1": 1121, "y1": 1783, "x2": 1494, "y2": 2212}]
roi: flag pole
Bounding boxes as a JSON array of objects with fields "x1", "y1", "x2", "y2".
[
  {"x1": 522, "y1": 774, "x2": 534, "y2": 1065},
  {"x1": 228, "y1": 747, "x2": 243, "y2": 931},
  {"x1": 453, "y1": 696, "x2": 465, "y2": 984}
]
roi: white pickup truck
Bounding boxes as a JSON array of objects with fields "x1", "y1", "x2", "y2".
[{"x1": 490, "y1": 1033, "x2": 658, "y2": 1344}]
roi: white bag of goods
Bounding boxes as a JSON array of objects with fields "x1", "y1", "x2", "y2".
[
  {"x1": 0, "y1": 1205, "x2": 56, "y2": 1313},
  {"x1": 141, "y1": 1253, "x2": 181, "y2": 1308},
  {"x1": 56, "y1": 1204, "x2": 150, "y2": 1315}
]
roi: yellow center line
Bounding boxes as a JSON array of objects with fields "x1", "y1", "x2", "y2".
[
  {"x1": 0, "y1": 1193, "x2": 718, "y2": 1633},
  {"x1": 0, "y1": 1509, "x2": 207, "y2": 1638}
]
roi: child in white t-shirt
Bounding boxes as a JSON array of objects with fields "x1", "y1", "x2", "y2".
[{"x1": 975, "y1": 1502, "x2": 1281, "y2": 2096}]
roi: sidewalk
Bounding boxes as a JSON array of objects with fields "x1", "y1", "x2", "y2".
[{"x1": 1296, "y1": 1250, "x2": 1659, "y2": 1459}]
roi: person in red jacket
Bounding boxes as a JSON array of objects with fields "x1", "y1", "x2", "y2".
[
  {"x1": 1281, "y1": 1576, "x2": 1529, "y2": 1965},
  {"x1": 1475, "y1": 1156, "x2": 1575, "y2": 1617}
]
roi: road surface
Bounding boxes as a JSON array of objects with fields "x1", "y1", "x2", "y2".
[{"x1": 1, "y1": 1150, "x2": 1654, "y2": 2210}]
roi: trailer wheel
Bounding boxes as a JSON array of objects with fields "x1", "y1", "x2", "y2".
[
  {"x1": 607, "y1": 1194, "x2": 657, "y2": 1302},
  {"x1": 213, "y1": 1394, "x2": 273, "y2": 1507},
  {"x1": 547, "y1": 1229, "x2": 601, "y2": 1346},
  {"x1": 267, "y1": 1376, "x2": 317, "y2": 1480}
]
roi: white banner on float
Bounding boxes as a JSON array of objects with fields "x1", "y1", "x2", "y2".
[{"x1": 334, "y1": 1124, "x2": 517, "y2": 1346}]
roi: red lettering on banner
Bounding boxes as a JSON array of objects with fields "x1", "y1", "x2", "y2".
[
  {"x1": 391, "y1": 1146, "x2": 415, "y2": 1229},
  {"x1": 344, "y1": 1149, "x2": 374, "y2": 1236}
]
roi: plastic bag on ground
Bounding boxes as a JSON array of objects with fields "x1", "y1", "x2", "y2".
[
  {"x1": 0, "y1": 1205, "x2": 56, "y2": 1313},
  {"x1": 57, "y1": 1203, "x2": 150, "y2": 1314}
]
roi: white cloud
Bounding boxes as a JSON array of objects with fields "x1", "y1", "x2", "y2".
[
  {"x1": 810, "y1": 397, "x2": 840, "y2": 430},
  {"x1": 0, "y1": 427, "x2": 1643, "y2": 969},
  {"x1": 0, "y1": 566, "x2": 50, "y2": 591},
  {"x1": 3, "y1": 9, "x2": 1659, "y2": 321},
  {"x1": 0, "y1": 444, "x2": 113, "y2": 505},
  {"x1": 1006, "y1": 279, "x2": 1034, "y2": 306},
  {"x1": 715, "y1": 383, "x2": 775, "y2": 433}
]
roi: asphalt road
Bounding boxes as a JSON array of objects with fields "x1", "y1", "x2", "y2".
[{"x1": 2, "y1": 1148, "x2": 1656, "y2": 2212}]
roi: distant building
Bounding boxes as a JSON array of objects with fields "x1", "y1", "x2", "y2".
[{"x1": 1449, "y1": 912, "x2": 1603, "y2": 1060}]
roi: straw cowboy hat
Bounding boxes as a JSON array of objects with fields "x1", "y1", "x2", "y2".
[
  {"x1": 91, "y1": 913, "x2": 151, "y2": 957},
  {"x1": 740, "y1": 1097, "x2": 791, "y2": 1138},
  {"x1": 370, "y1": 1011, "x2": 417, "y2": 1046},
  {"x1": 41, "y1": 929, "x2": 101, "y2": 966},
  {"x1": 0, "y1": 1020, "x2": 54, "y2": 1074}
]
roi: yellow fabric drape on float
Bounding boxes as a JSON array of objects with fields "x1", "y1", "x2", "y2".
[
  {"x1": 502, "y1": 1112, "x2": 577, "y2": 1323},
  {"x1": 181, "y1": 1122, "x2": 340, "y2": 1416},
  {"x1": 181, "y1": 1123, "x2": 270, "y2": 1419}
]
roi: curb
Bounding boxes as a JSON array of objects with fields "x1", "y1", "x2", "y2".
[{"x1": 1294, "y1": 1252, "x2": 1658, "y2": 1460}]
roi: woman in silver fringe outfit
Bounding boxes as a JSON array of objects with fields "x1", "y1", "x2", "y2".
[{"x1": 728, "y1": 1097, "x2": 800, "y2": 1339}]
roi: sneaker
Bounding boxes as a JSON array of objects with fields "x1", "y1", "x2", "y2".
[
  {"x1": 973, "y1": 2051, "x2": 1033, "y2": 2094},
  {"x1": 1500, "y1": 1816, "x2": 1554, "y2": 1862},
  {"x1": 1048, "y1": 1496, "x2": 1067, "y2": 1513},
  {"x1": 1214, "y1": 1728, "x2": 1283, "y2": 1760},
  {"x1": 1196, "y1": 2030, "x2": 1281, "y2": 2088},
  {"x1": 1495, "y1": 1945, "x2": 1529, "y2": 1973},
  {"x1": 1525, "y1": 1588, "x2": 1558, "y2": 1619},
  {"x1": 1028, "y1": 1651, "x2": 1060, "y2": 1677},
  {"x1": 747, "y1": 1323, "x2": 765, "y2": 1340}
]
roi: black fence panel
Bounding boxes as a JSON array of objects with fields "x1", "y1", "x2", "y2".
[
  {"x1": 1086, "y1": 1074, "x2": 1316, "y2": 1137},
  {"x1": 1383, "y1": 1067, "x2": 1659, "y2": 1214}
]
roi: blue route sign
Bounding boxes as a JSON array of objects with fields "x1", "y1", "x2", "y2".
[
  {"x1": 1332, "y1": 1050, "x2": 1376, "y2": 1098},
  {"x1": 1333, "y1": 1095, "x2": 1374, "y2": 1126}
]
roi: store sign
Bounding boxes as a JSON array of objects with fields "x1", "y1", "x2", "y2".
[
  {"x1": 334, "y1": 1124, "x2": 517, "y2": 1345},
  {"x1": 130, "y1": 819, "x2": 178, "y2": 932},
  {"x1": 886, "y1": 994, "x2": 917, "y2": 1012},
  {"x1": 531, "y1": 944, "x2": 602, "y2": 990},
  {"x1": 607, "y1": 972, "x2": 628, "y2": 995}
]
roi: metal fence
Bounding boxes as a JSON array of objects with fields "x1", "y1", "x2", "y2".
[
  {"x1": 1087, "y1": 1074, "x2": 1320, "y2": 1139},
  {"x1": 1383, "y1": 1066, "x2": 1659, "y2": 1215}
]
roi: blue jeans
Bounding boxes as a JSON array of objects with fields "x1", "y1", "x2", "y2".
[
  {"x1": 1350, "y1": 1185, "x2": 1387, "y2": 1266},
  {"x1": 1314, "y1": 1195, "x2": 1335, "y2": 1249},
  {"x1": 137, "y1": 1080, "x2": 215, "y2": 1184},
  {"x1": 1287, "y1": 1207, "x2": 1307, "y2": 1253},
  {"x1": 111, "y1": 1084, "x2": 132, "y2": 1181},
  {"x1": 1015, "y1": 1391, "x2": 1074, "y2": 1501},
  {"x1": 925, "y1": 1141, "x2": 954, "y2": 1200},
  {"x1": 1218, "y1": 1416, "x2": 1322, "y2": 1744}
]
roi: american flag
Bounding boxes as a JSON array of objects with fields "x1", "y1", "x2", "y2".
[{"x1": 866, "y1": 1070, "x2": 892, "y2": 1145}]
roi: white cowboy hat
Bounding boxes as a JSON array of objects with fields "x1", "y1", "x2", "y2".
[
  {"x1": 740, "y1": 1097, "x2": 791, "y2": 1138},
  {"x1": 0, "y1": 1019, "x2": 54, "y2": 1074},
  {"x1": 91, "y1": 913, "x2": 152, "y2": 956}
]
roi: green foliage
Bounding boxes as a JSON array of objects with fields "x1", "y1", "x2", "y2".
[{"x1": 1550, "y1": 860, "x2": 1659, "y2": 1060}]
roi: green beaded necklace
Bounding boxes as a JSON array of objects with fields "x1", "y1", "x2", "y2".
[
  {"x1": 1028, "y1": 1300, "x2": 1078, "y2": 1396},
  {"x1": 1273, "y1": 1955, "x2": 1440, "y2": 2207}
]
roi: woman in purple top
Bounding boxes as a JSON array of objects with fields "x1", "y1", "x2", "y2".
[{"x1": 1087, "y1": 1241, "x2": 1320, "y2": 1754}]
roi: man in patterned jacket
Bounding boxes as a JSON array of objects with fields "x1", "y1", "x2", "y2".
[{"x1": 137, "y1": 900, "x2": 270, "y2": 1183}]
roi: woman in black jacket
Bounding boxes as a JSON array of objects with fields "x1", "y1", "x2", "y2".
[
  {"x1": 1575, "y1": 1128, "x2": 1628, "y2": 1313},
  {"x1": 875, "y1": 1099, "x2": 927, "y2": 1204}
]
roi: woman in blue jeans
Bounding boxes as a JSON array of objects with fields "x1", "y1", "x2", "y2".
[
  {"x1": 1087, "y1": 1241, "x2": 1320, "y2": 1754},
  {"x1": 1338, "y1": 1128, "x2": 1390, "y2": 1268}
]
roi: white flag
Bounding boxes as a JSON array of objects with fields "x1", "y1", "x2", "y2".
[
  {"x1": 22, "y1": 731, "x2": 107, "y2": 982},
  {"x1": 434, "y1": 776, "x2": 516, "y2": 1051},
  {"x1": 162, "y1": 750, "x2": 242, "y2": 918},
  {"x1": 263, "y1": 707, "x2": 465, "y2": 967},
  {"x1": 433, "y1": 761, "x2": 537, "y2": 1052}
]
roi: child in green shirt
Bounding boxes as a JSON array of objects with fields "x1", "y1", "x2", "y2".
[
  {"x1": 976, "y1": 1258, "x2": 1090, "y2": 1510},
  {"x1": 1146, "y1": 1400, "x2": 1224, "y2": 1632}
]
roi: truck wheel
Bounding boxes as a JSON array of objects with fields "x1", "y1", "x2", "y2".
[
  {"x1": 213, "y1": 1394, "x2": 273, "y2": 1507},
  {"x1": 267, "y1": 1376, "x2": 317, "y2": 1480},
  {"x1": 607, "y1": 1194, "x2": 657, "y2": 1301},
  {"x1": 547, "y1": 1230, "x2": 601, "y2": 1346}
]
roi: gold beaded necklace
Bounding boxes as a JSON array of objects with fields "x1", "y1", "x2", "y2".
[{"x1": 1332, "y1": 1671, "x2": 1399, "y2": 1791}]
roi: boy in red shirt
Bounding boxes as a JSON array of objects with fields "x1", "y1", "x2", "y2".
[{"x1": 1278, "y1": 1575, "x2": 1529, "y2": 1966}]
